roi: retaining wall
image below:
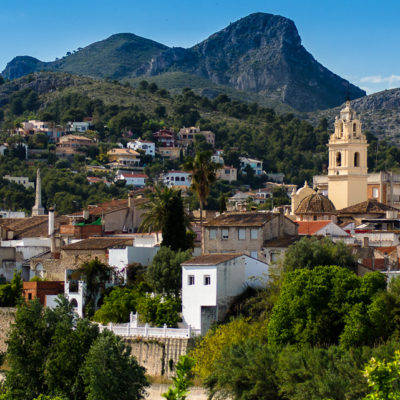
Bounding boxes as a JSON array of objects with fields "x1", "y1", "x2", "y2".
[{"x1": 0, "y1": 308, "x2": 16, "y2": 353}]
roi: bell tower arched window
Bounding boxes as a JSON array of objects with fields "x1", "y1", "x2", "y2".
[
  {"x1": 353, "y1": 123, "x2": 357, "y2": 137},
  {"x1": 354, "y1": 152, "x2": 360, "y2": 167},
  {"x1": 336, "y1": 152, "x2": 342, "y2": 167}
]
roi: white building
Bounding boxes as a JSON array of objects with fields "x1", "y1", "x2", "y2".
[
  {"x1": 240, "y1": 157, "x2": 263, "y2": 176},
  {"x1": 127, "y1": 139, "x2": 155, "y2": 157},
  {"x1": 162, "y1": 170, "x2": 192, "y2": 187},
  {"x1": 68, "y1": 122, "x2": 90, "y2": 133},
  {"x1": 182, "y1": 253, "x2": 269, "y2": 334},
  {"x1": 3, "y1": 175, "x2": 34, "y2": 189},
  {"x1": 116, "y1": 172, "x2": 148, "y2": 187}
]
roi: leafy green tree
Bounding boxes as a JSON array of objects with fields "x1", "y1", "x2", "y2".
[
  {"x1": 0, "y1": 271, "x2": 22, "y2": 306},
  {"x1": 205, "y1": 340, "x2": 280, "y2": 400},
  {"x1": 93, "y1": 286, "x2": 142, "y2": 324},
  {"x1": 183, "y1": 151, "x2": 218, "y2": 227},
  {"x1": 363, "y1": 350, "x2": 400, "y2": 400},
  {"x1": 267, "y1": 266, "x2": 386, "y2": 347},
  {"x1": 76, "y1": 258, "x2": 114, "y2": 317},
  {"x1": 136, "y1": 294, "x2": 181, "y2": 327},
  {"x1": 191, "y1": 318, "x2": 267, "y2": 381},
  {"x1": 81, "y1": 331, "x2": 148, "y2": 400},
  {"x1": 280, "y1": 236, "x2": 357, "y2": 272},
  {"x1": 162, "y1": 355, "x2": 195, "y2": 400},
  {"x1": 146, "y1": 247, "x2": 191, "y2": 298}
]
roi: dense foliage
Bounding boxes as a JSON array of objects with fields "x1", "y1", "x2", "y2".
[
  {"x1": 190, "y1": 238, "x2": 400, "y2": 400},
  {"x1": 146, "y1": 246, "x2": 192, "y2": 298},
  {"x1": 0, "y1": 272, "x2": 22, "y2": 306},
  {"x1": 1, "y1": 298, "x2": 148, "y2": 400}
]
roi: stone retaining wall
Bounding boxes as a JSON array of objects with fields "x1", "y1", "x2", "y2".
[
  {"x1": 125, "y1": 336, "x2": 194, "y2": 377},
  {"x1": 0, "y1": 308, "x2": 16, "y2": 353}
]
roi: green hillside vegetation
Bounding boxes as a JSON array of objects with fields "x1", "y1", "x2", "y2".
[
  {"x1": 191, "y1": 238, "x2": 400, "y2": 399},
  {"x1": 0, "y1": 72, "x2": 400, "y2": 215}
]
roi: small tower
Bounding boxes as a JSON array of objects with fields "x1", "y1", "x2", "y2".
[
  {"x1": 327, "y1": 99, "x2": 368, "y2": 210},
  {"x1": 32, "y1": 169, "x2": 45, "y2": 216}
]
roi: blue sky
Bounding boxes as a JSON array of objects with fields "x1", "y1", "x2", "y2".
[{"x1": 1, "y1": 0, "x2": 399, "y2": 94}]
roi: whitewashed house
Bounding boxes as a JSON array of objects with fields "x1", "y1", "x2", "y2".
[
  {"x1": 182, "y1": 253, "x2": 269, "y2": 334},
  {"x1": 162, "y1": 170, "x2": 192, "y2": 187},
  {"x1": 127, "y1": 139, "x2": 155, "y2": 157},
  {"x1": 116, "y1": 171, "x2": 148, "y2": 187},
  {"x1": 68, "y1": 121, "x2": 90, "y2": 133}
]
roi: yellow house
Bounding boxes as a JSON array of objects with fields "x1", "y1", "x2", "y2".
[{"x1": 107, "y1": 148, "x2": 140, "y2": 167}]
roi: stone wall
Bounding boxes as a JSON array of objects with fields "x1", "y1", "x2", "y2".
[
  {"x1": 0, "y1": 308, "x2": 16, "y2": 353},
  {"x1": 125, "y1": 337, "x2": 194, "y2": 377}
]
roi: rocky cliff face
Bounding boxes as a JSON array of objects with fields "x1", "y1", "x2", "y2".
[
  {"x1": 2, "y1": 13, "x2": 365, "y2": 112},
  {"x1": 144, "y1": 13, "x2": 365, "y2": 111}
]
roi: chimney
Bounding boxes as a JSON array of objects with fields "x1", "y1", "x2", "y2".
[
  {"x1": 48, "y1": 207, "x2": 55, "y2": 236},
  {"x1": 128, "y1": 192, "x2": 134, "y2": 208},
  {"x1": 32, "y1": 168, "x2": 45, "y2": 216},
  {"x1": 48, "y1": 207, "x2": 56, "y2": 254}
]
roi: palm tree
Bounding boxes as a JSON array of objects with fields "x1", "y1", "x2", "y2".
[
  {"x1": 184, "y1": 150, "x2": 219, "y2": 228},
  {"x1": 138, "y1": 185, "x2": 175, "y2": 235}
]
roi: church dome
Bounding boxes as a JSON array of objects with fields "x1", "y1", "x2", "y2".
[{"x1": 295, "y1": 193, "x2": 336, "y2": 214}]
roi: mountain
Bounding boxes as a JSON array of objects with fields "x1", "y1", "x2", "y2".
[
  {"x1": 306, "y1": 88, "x2": 400, "y2": 143},
  {"x1": 2, "y1": 13, "x2": 365, "y2": 112}
]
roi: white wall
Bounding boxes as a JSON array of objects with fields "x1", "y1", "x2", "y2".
[
  {"x1": 243, "y1": 256, "x2": 270, "y2": 288},
  {"x1": 108, "y1": 246, "x2": 160, "y2": 272},
  {"x1": 316, "y1": 222, "x2": 349, "y2": 237},
  {"x1": 182, "y1": 256, "x2": 270, "y2": 332},
  {"x1": 182, "y1": 266, "x2": 217, "y2": 331}
]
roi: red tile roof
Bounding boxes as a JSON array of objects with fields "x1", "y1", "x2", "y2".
[{"x1": 296, "y1": 221, "x2": 332, "y2": 235}]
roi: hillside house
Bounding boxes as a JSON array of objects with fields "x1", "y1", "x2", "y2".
[
  {"x1": 240, "y1": 157, "x2": 263, "y2": 175},
  {"x1": 153, "y1": 129, "x2": 176, "y2": 147},
  {"x1": 3, "y1": 175, "x2": 34, "y2": 189},
  {"x1": 162, "y1": 170, "x2": 192, "y2": 187},
  {"x1": 127, "y1": 139, "x2": 155, "y2": 157},
  {"x1": 157, "y1": 147, "x2": 183, "y2": 160},
  {"x1": 216, "y1": 166, "x2": 237, "y2": 182},
  {"x1": 182, "y1": 253, "x2": 269, "y2": 334},
  {"x1": 107, "y1": 148, "x2": 140, "y2": 167},
  {"x1": 203, "y1": 210, "x2": 298, "y2": 260},
  {"x1": 177, "y1": 127, "x2": 215, "y2": 148},
  {"x1": 115, "y1": 172, "x2": 148, "y2": 187}
]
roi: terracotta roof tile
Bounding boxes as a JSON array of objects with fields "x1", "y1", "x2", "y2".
[
  {"x1": 63, "y1": 237, "x2": 132, "y2": 251},
  {"x1": 296, "y1": 221, "x2": 333, "y2": 235},
  {"x1": 264, "y1": 236, "x2": 301, "y2": 248},
  {"x1": 205, "y1": 212, "x2": 276, "y2": 227},
  {"x1": 339, "y1": 200, "x2": 400, "y2": 215},
  {"x1": 296, "y1": 193, "x2": 336, "y2": 214},
  {"x1": 182, "y1": 253, "x2": 243, "y2": 266}
]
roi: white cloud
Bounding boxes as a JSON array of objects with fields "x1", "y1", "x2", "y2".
[{"x1": 360, "y1": 75, "x2": 400, "y2": 84}]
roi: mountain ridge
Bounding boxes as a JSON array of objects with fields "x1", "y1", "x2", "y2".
[{"x1": 2, "y1": 12, "x2": 365, "y2": 112}]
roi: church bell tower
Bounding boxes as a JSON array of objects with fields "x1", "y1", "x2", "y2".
[{"x1": 327, "y1": 99, "x2": 368, "y2": 210}]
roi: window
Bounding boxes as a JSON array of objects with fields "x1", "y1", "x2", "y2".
[
  {"x1": 250, "y1": 229, "x2": 258, "y2": 240},
  {"x1": 372, "y1": 188, "x2": 379, "y2": 199},
  {"x1": 209, "y1": 229, "x2": 217, "y2": 239},
  {"x1": 250, "y1": 251, "x2": 258, "y2": 259},
  {"x1": 353, "y1": 123, "x2": 357, "y2": 136},
  {"x1": 270, "y1": 252, "x2": 280, "y2": 262},
  {"x1": 238, "y1": 228, "x2": 246, "y2": 240},
  {"x1": 28, "y1": 293, "x2": 32, "y2": 300},
  {"x1": 354, "y1": 152, "x2": 360, "y2": 167},
  {"x1": 336, "y1": 152, "x2": 342, "y2": 167},
  {"x1": 188, "y1": 275, "x2": 195, "y2": 285},
  {"x1": 204, "y1": 275, "x2": 211, "y2": 285},
  {"x1": 222, "y1": 229, "x2": 229, "y2": 240}
]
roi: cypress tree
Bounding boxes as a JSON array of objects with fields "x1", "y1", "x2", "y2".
[{"x1": 161, "y1": 190, "x2": 188, "y2": 251}]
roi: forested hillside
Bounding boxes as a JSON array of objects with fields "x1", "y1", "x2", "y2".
[{"x1": 0, "y1": 72, "x2": 399, "y2": 214}]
